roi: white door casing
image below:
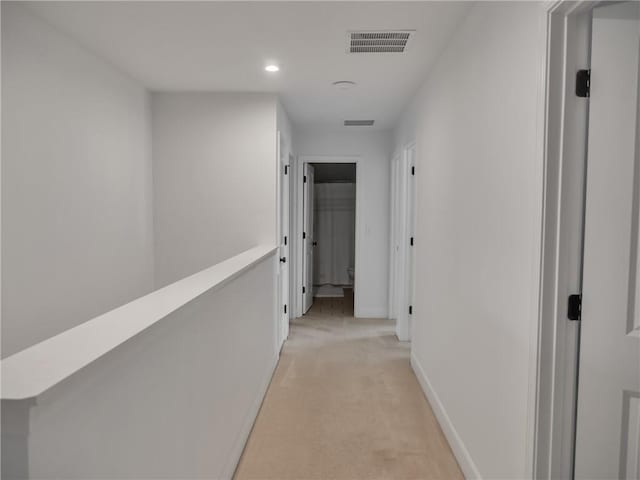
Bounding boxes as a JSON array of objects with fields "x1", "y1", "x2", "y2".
[
  {"x1": 302, "y1": 163, "x2": 315, "y2": 313},
  {"x1": 406, "y1": 145, "x2": 416, "y2": 341},
  {"x1": 388, "y1": 153, "x2": 400, "y2": 321},
  {"x1": 288, "y1": 153, "x2": 296, "y2": 321},
  {"x1": 275, "y1": 132, "x2": 290, "y2": 348},
  {"x1": 279, "y1": 135, "x2": 290, "y2": 343},
  {"x1": 390, "y1": 146, "x2": 415, "y2": 342},
  {"x1": 296, "y1": 156, "x2": 360, "y2": 318},
  {"x1": 574, "y1": 3, "x2": 640, "y2": 478}
]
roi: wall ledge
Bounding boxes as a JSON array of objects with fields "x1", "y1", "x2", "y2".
[{"x1": 1, "y1": 245, "x2": 277, "y2": 400}]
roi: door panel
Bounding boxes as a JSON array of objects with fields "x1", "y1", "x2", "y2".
[
  {"x1": 303, "y1": 164, "x2": 315, "y2": 313},
  {"x1": 574, "y1": 3, "x2": 640, "y2": 478}
]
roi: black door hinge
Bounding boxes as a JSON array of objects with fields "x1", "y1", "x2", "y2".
[
  {"x1": 284, "y1": 304, "x2": 287, "y2": 314},
  {"x1": 409, "y1": 305, "x2": 413, "y2": 315},
  {"x1": 280, "y1": 257, "x2": 286, "y2": 263},
  {"x1": 284, "y1": 236, "x2": 287, "y2": 245},
  {"x1": 303, "y1": 231, "x2": 306, "y2": 239},
  {"x1": 303, "y1": 286, "x2": 306, "y2": 294},
  {"x1": 568, "y1": 294, "x2": 582, "y2": 321},
  {"x1": 411, "y1": 166, "x2": 415, "y2": 176},
  {"x1": 284, "y1": 165, "x2": 289, "y2": 175},
  {"x1": 576, "y1": 69, "x2": 591, "y2": 98},
  {"x1": 303, "y1": 175, "x2": 307, "y2": 183},
  {"x1": 410, "y1": 237, "x2": 414, "y2": 246}
]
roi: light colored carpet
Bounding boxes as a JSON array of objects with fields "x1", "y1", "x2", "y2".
[
  {"x1": 234, "y1": 298, "x2": 463, "y2": 480},
  {"x1": 314, "y1": 285, "x2": 349, "y2": 298}
]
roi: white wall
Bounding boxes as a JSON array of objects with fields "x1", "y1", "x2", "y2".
[
  {"x1": 395, "y1": 3, "x2": 547, "y2": 478},
  {"x1": 392, "y1": 95, "x2": 419, "y2": 157},
  {"x1": 1, "y1": 3, "x2": 155, "y2": 358},
  {"x1": 277, "y1": 101, "x2": 294, "y2": 159},
  {"x1": 151, "y1": 93, "x2": 277, "y2": 287},
  {"x1": 295, "y1": 129, "x2": 391, "y2": 317},
  {"x1": 9, "y1": 255, "x2": 277, "y2": 480}
]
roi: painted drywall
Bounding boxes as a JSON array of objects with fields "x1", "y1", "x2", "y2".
[
  {"x1": 1, "y1": 3, "x2": 155, "y2": 358},
  {"x1": 8, "y1": 255, "x2": 277, "y2": 479},
  {"x1": 152, "y1": 93, "x2": 277, "y2": 287},
  {"x1": 395, "y1": 3, "x2": 546, "y2": 478},
  {"x1": 295, "y1": 129, "x2": 392, "y2": 317},
  {"x1": 392, "y1": 96, "x2": 419, "y2": 158},
  {"x1": 277, "y1": 101, "x2": 294, "y2": 159}
]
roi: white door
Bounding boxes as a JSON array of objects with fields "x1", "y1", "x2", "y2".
[
  {"x1": 288, "y1": 154, "x2": 296, "y2": 321},
  {"x1": 405, "y1": 145, "x2": 416, "y2": 341},
  {"x1": 392, "y1": 150, "x2": 411, "y2": 341},
  {"x1": 302, "y1": 164, "x2": 315, "y2": 313},
  {"x1": 574, "y1": 3, "x2": 640, "y2": 478},
  {"x1": 279, "y1": 138, "x2": 290, "y2": 342},
  {"x1": 389, "y1": 154, "x2": 400, "y2": 321}
]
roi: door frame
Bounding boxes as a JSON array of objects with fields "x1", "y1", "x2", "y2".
[
  {"x1": 294, "y1": 155, "x2": 360, "y2": 318},
  {"x1": 406, "y1": 143, "x2": 417, "y2": 342},
  {"x1": 388, "y1": 151, "x2": 400, "y2": 326},
  {"x1": 535, "y1": 2, "x2": 597, "y2": 478},
  {"x1": 302, "y1": 163, "x2": 315, "y2": 314},
  {"x1": 288, "y1": 153, "x2": 296, "y2": 322},
  {"x1": 276, "y1": 131, "x2": 292, "y2": 349},
  {"x1": 388, "y1": 143, "x2": 416, "y2": 342}
]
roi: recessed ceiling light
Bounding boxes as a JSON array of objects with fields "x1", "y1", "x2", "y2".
[
  {"x1": 265, "y1": 64, "x2": 280, "y2": 72},
  {"x1": 333, "y1": 80, "x2": 357, "y2": 90}
]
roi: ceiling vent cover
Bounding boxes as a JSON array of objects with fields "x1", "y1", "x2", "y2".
[
  {"x1": 344, "y1": 120, "x2": 375, "y2": 127},
  {"x1": 348, "y1": 30, "x2": 414, "y2": 53}
]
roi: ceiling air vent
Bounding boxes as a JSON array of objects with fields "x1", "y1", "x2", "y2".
[
  {"x1": 344, "y1": 120, "x2": 375, "y2": 127},
  {"x1": 348, "y1": 30, "x2": 414, "y2": 53}
]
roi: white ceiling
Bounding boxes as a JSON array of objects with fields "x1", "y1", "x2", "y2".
[{"x1": 26, "y1": 1, "x2": 472, "y2": 130}]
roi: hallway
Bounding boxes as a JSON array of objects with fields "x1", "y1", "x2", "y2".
[
  {"x1": 5, "y1": 2, "x2": 624, "y2": 478},
  {"x1": 234, "y1": 298, "x2": 462, "y2": 480}
]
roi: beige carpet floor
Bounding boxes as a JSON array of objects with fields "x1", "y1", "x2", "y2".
[{"x1": 234, "y1": 296, "x2": 463, "y2": 480}]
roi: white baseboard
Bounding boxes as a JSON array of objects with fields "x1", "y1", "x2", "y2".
[
  {"x1": 411, "y1": 352, "x2": 482, "y2": 479},
  {"x1": 222, "y1": 353, "x2": 279, "y2": 480}
]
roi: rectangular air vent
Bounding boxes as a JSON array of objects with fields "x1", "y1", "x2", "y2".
[
  {"x1": 344, "y1": 120, "x2": 375, "y2": 127},
  {"x1": 348, "y1": 30, "x2": 414, "y2": 53}
]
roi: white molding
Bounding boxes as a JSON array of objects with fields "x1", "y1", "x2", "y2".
[
  {"x1": 411, "y1": 353, "x2": 482, "y2": 479},
  {"x1": 295, "y1": 155, "x2": 305, "y2": 318},
  {"x1": 525, "y1": 3, "x2": 554, "y2": 477},
  {"x1": 295, "y1": 155, "x2": 362, "y2": 317},
  {"x1": 535, "y1": 2, "x2": 596, "y2": 478},
  {"x1": 275, "y1": 130, "x2": 291, "y2": 347},
  {"x1": 223, "y1": 352, "x2": 279, "y2": 480}
]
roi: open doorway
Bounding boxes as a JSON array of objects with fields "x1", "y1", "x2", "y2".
[
  {"x1": 300, "y1": 162, "x2": 357, "y2": 316},
  {"x1": 312, "y1": 163, "x2": 356, "y2": 315}
]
